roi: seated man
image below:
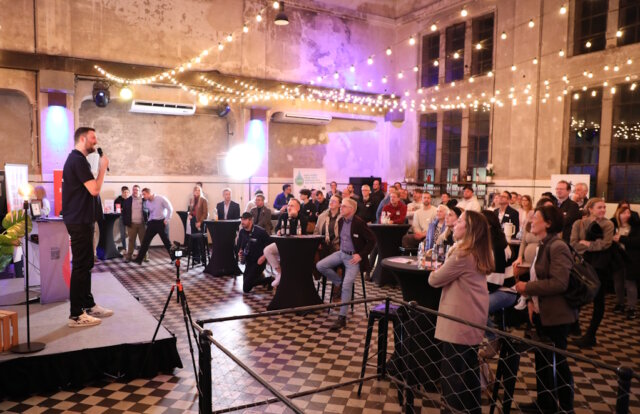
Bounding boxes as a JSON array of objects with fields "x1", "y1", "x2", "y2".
[
  {"x1": 382, "y1": 190, "x2": 407, "y2": 224},
  {"x1": 273, "y1": 183, "x2": 293, "y2": 212},
  {"x1": 236, "y1": 212, "x2": 274, "y2": 293},
  {"x1": 249, "y1": 193, "x2": 273, "y2": 233},
  {"x1": 245, "y1": 189, "x2": 264, "y2": 212},
  {"x1": 402, "y1": 192, "x2": 437, "y2": 248},
  {"x1": 314, "y1": 190, "x2": 329, "y2": 215},
  {"x1": 299, "y1": 188, "x2": 318, "y2": 224},
  {"x1": 406, "y1": 188, "x2": 423, "y2": 218},
  {"x1": 359, "y1": 184, "x2": 377, "y2": 223},
  {"x1": 316, "y1": 198, "x2": 376, "y2": 331},
  {"x1": 263, "y1": 199, "x2": 307, "y2": 287}
]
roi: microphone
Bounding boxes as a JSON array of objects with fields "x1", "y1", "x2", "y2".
[{"x1": 97, "y1": 147, "x2": 109, "y2": 171}]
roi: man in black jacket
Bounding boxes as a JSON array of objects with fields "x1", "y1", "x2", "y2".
[
  {"x1": 555, "y1": 180, "x2": 581, "y2": 243},
  {"x1": 236, "y1": 212, "x2": 274, "y2": 293},
  {"x1": 316, "y1": 198, "x2": 376, "y2": 331},
  {"x1": 314, "y1": 190, "x2": 329, "y2": 215},
  {"x1": 493, "y1": 190, "x2": 520, "y2": 236},
  {"x1": 216, "y1": 188, "x2": 241, "y2": 220}
]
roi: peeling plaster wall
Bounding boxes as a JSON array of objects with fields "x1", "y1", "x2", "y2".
[
  {"x1": 0, "y1": 0, "x2": 35, "y2": 53},
  {"x1": 0, "y1": 91, "x2": 33, "y2": 168},
  {"x1": 78, "y1": 99, "x2": 229, "y2": 176}
]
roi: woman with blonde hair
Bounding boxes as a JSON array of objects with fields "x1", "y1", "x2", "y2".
[
  {"x1": 33, "y1": 185, "x2": 51, "y2": 217},
  {"x1": 611, "y1": 204, "x2": 639, "y2": 319},
  {"x1": 429, "y1": 210, "x2": 492, "y2": 414},
  {"x1": 570, "y1": 197, "x2": 614, "y2": 347}
]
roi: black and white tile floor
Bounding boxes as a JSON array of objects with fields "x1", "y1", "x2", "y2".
[{"x1": 1, "y1": 247, "x2": 639, "y2": 413}]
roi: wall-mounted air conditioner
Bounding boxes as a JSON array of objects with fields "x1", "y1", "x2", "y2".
[
  {"x1": 130, "y1": 99, "x2": 196, "y2": 116},
  {"x1": 271, "y1": 111, "x2": 331, "y2": 125}
]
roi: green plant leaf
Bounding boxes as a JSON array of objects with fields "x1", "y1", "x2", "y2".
[
  {"x1": 0, "y1": 245, "x2": 14, "y2": 255},
  {"x1": 0, "y1": 255, "x2": 12, "y2": 272}
]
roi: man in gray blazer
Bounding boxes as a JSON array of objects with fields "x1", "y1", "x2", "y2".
[{"x1": 249, "y1": 193, "x2": 273, "y2": 234}]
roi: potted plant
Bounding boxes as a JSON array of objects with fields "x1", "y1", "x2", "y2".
[
  {"x1": 485, "y1": 164, "x2": 495, "y2": 183},
  {"x1": 0, "y1": 209, "x2": 32, "y2": 272}
]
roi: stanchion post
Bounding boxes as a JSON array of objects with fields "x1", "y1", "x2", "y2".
[
  {"x1": 198, "y1": 326, "x2": 213, "y2": 414},
  {"x1": 615, "y1": 366, "x2": 633, "y2": 414}
]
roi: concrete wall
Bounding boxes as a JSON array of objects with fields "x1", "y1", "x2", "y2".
[{"x1": 0, "y1": 90, "x2": 33, "y2": 168}]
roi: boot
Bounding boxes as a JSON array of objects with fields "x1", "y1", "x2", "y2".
[{"x1": 329, "y1": 315, "x2": 346, "y2": 332}]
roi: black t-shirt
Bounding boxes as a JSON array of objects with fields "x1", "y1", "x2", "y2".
[{"x1": 62, "y1": 149, "x2": 100, "y2": 225}]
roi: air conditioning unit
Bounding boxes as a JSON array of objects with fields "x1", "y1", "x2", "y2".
[
  {"x1": 271, "y1": 111, "x2": 331, "y2": 125},
  {"x1": 130, "y1": 99, "x2": 196, "y2": 116}
]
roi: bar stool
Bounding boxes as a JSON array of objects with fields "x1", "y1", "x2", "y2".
[
  {"x1": 357, "y1": 303, "x2": 401, "y2": 396},
  {"x1": 185, "y1": 223, "x2": 209, "y2": 270},
  {"x1": 0, "y1": 310, "x2": 19, "y2": 352},
  {"x1": 318, "y1": 269, "x2": 369, "y2": 317}
]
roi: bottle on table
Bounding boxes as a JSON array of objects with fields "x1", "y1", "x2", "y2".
[{"x1": 417, "y1": 241, "x2": 425, "y2": 269}]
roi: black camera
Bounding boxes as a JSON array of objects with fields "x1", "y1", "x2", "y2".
[{"x1": 170, "y1": 241, "x2": 187, "y2": 261}]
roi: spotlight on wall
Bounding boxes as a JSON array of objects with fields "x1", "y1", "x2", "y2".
[
  {"x1": 119, "y1": 85, "x2": 133, "y2": 100},
  {"x1": 92, "y1": 81, "x2": 110, "y2": 107},
  {"x1": 274, "y1": 1, "x2": 289, "y2": 26},
  {"x1": 216, "y1": 104, "x2": 231, "y2": 117}
]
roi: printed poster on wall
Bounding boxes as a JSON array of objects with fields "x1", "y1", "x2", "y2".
[
  {"x1": 550, "y1": 174, "x2": 591, "y2": 198},
  {"x1": 293, "y1": 168, "x2": 327, "y2": 196},
  {"x1": 4, "y1": 163, "x2": 29, "y2": 212}
]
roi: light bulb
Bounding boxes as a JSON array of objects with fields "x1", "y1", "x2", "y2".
[
  {"x1": 218, "y1": 42, "x2": 224, "y2": 51},
  {"x1": 560, "y1": 5, "x2": 567, "y2": 14},
  {"x1": 350, "y1": 65, "x2": 355, "y2": 72},
  {"x1": 382, "y1": 76, "x2": 388, "y2": 84},
  {"x1": 611, "y1": 86, "x2": 616, "y2": 94},
  {"x1": 627, "y1": 58, "x2": 633, "y2": 65},
  {"x1": 119, "y1": 86, "x2": 133, "y2": 100},
  {"x1": 367, "y1": 56, "x2": 373, "y2": 65},
  {"x1": 256, "y1": 14, "x2": 262, "y2": 22},
  {"x1": 434, "y1": 60, "x2": 439, "y2": 67},
  {"x1": 616, "y1": 30, "x2": 623, "y2": 38},
  {"x1": 397, "y1": 72, "x2": 404, "y2": 79},
  {"x1": 367, "y1": 80, "x2": 372, "y2": 87},
  {"x1": 273, "y1": 1, "x2": 280, "y2": 9},
  {"x1": 585, "y1": 41, "x2": 592, "y2": 48},
  {"x1": 476, "y1": 43, "x2": 482, "y2": 50},
  {"x1": 243, "y1": 24, "x2": 249, "y2": 33},
  {"x1": 409, "y1": 36, "x2": 416, "y2": 45},
  {"x1": 461, "y1": 7, "x2": 468, "y2": 17},
  {"x1": 386, "y1": 47, "x2": 392, "y2": 56},
  {"x1": 501, "y1": 31, "x2": 507, "y2": 40},
  {"x1": 334, "y1": 72, "x2": 339, "y2": 79},
  {"x1": 413, "y1": 66, "x2": 419, "y2": 72},
  {"x1": 533, "y1": 57, "x2": 538, "y2": 64},
  {"x1": 199, "y1": 94, "x2": 209, "y2": 105},
  {"x1": 431, "y1": 24, "x2": 437, "y2": 32},
  {"x1": 528, "y1": 19, "x2": 534, "y2": 28},
  {"x1": 487, "y1": 71, "x2": 493, "y2": 77},
  {"x1": 559, "y1": 49, "x2": 565, "y2": 57},
  {"x1": 453, "y1": 52, "x2": 460, "y2": 59},
  {"x1": 469, "y1": 77, "x2": 474, "y2": 83},
  {"x1": 511, "y1": 65, "x2": 516, "y2": 71},
  {"x1": 226, "y1": 33, "x2": 233, "y2": 42}
]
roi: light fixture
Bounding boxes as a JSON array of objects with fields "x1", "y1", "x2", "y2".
[
  {"x1": 559, "y1": 49, "x2": 565, "y2": 57},
  {"x1": 433, "y1": 59, "x2": 439, "y2": 66},
  {"x1": 431, "y1": 24, "x2": 437, "y2": 32},
  {"x1": 560, "y1": 5, "x2": 567, "y2": 14},
  {"x1": 487, "y1": 71, "x2": 493, "y2": 77},
  {"x1": 614, "y1": 65, "x2": 620, "y2": 72},
  {"x1": 367, "y1": 56, "x2": 373, "y2": 65},
  {"x1": 627, "y1": 58, "x2": 633, "y2": 65},
  {"x1": 273, "y1": 1, "x2": 280, "y2": 9},
  {"x1": 386, "y1": 47, "x2": 392, "y2": 56},
  {"x1": 92, "y1": 81, "x2": 110, "y2": 107},
  {"x1": 274, "y1": 2, "x2": 289, "y2": 26},
  {"x1": 382, "y1": 76, "x2": 388, "y2": 84},
  {"x1": 476, "y1": 43, "x2": 482, "y2": 50},
  {"x1": 350, "y1": 64, "x2": 355, "y2": 73},
  {"x1": 199, "y1": 94, "x2": 209, "y2": 105},
  {"x1": 397, "y1": 72, "x2": 404, "y2": 79},
  {"x1": 533, "y1": 57, "x2": 538, "y2": 64},
  {"x1": 616, "y1": 30, "x2": 623, "y2": 38},
  {"x1": 333, "y1": 71, "x2": 339, "y2": 79},
  {"x1": 501, "y1": 31, "x2": 507, "y2": 40},
  {"x1": 585, "y1": 40, "x2": 592, "y2": 48},
  {"x1": 413, "y1": 65, "x2": 419, "y2": 72},
  {"x1": 243, "y1": 24, "x2": 249, "y2": 33},
  {"x1": 528, "y1": 19, "x2": 535, "y2": 28},
  {"x1": 367, "y1": 80, "x2": 372, "y2": 87},
  {"x1": 453, "y1": 52, "x2": 460, "y2": 59},
  {"x1": 218, "y1": 42, "x2": 224, "y2": 51},
  {"x1": 469, "y1": 77, "x2": 474, "y2": 83},
  {"x1": 611, "y1": 86, "x2": 616, "y2": 94},
  {"x1": 119, "y1": 85, "x2": 133, "y2": 100},
  {"x1": 409, "y1": 36, "x2": 416, "y2": 45},
  {"x1": 256, "y1": 13, "x2": 262, "y2": 22},
  {"x1": 511, "y1": 65, "x2": 516, "y2": 71},
  {"x1": 226, "y1": 33, "x2": 233, "y2": 42},
  {"x1": 592, "y1": 90, "x2": 598, "y2": 97},
  {"x1": 461, "y1": 7, "x2": 468, "y2": 17}
]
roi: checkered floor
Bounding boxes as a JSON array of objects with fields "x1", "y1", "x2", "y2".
[{"x1": 1, "y1": 247, "x2": 639, "y2": 413}]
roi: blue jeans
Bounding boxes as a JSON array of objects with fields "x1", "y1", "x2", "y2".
[
  {"x1": 316, "y1": 250, "x2": 360, "y2": 317},
  {"x1": 486, "y1": 290, "x2": 517, "y2": 340}
]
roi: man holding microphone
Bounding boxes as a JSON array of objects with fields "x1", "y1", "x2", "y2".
[{"x1": 62, "y1": 127, "x2": 113, "y2": 327}]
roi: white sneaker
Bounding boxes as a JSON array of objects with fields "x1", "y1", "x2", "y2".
[
  {"x1": 514, "y1": 296, "x2": 528, "y2": 311},
  {"x1": 68, "y1": 312, "x2": 101, "y2": 328},
  {"x1": 86, "y1": 304, "x2": 114, "y2": 318}
]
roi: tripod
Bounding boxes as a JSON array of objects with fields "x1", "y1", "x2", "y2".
[{"x1": 144, "y1": 257, "x2": 201, "y2": 394}]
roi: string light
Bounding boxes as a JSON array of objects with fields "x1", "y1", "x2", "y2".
[
  {"x1": 413, "y1": 66, "x2": 419, "y2": 72},
  {"x1": 559, "y1": 49, "x2": 565, "y2": 57},
  {"x1": 533, "y1": 57, "x2": 538, "y2": 65},
  {"x1": 528, "y1": 19, "x2": 535, "y2": 28},
  {"x1": 243, "y1": 24, "x2": 249, "y2": 33},
  {"x1": 461, "y1": 7, "x2": 468, "y2": 17},
  {"x1": 431, "y1": 24, "x2": 437, "y2": 32},
  {"x1": 409, "y1": 36, "x2": 416, "y2": 46},
  {"x1": 256, "y1": 13, "x2": 262, "y2": 22},
  {"x1": 476, "y1": 43, "x2": 482, "y2": 50},
  {"x1": 272, "y1": 1, "x2": 280, "y2": 9},
  {"x1": 501, "y1": 31, "x2": 507, "y2": 40},
  {"x1": 611, "y1": 86, "x2": 617, "y2": 94},
  {"x1": 350, "y1": 65, "x2": 355, "y2": 73},
  {"x1": 386, "y1": 47, "x2": 392, "y2": 56},
  {"x1": 560, "y1": 5, "x2": 567, "y2": 14},
  {"x1": 433, "y1": 60, "x2": 439, "y2": 67},
  {"x1": 585, "y1": 40, "x2": 592, "y2": 48},
  {"x1": 511, "y1": 65, "x2": 517, "y2": 71},
  {"x1": 617, "y1": 30, "x2": 623, "y2": 38},
  {"x1": 367, "y1": 56, "x2": 373, "y2": 65},
  {"x1": 226, "y1": 33, "x2": 233, "y2": 42},
  {"x1": 453, "y1": 52, "x2": 460, "y2": 59},
  {"x1": 218, "y1": 42, "x2": 224, "y2": 51}
]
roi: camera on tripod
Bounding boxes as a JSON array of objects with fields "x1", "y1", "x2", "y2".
[{"x1": 169, "y1": 241, "x2": 187, "y2": 261}]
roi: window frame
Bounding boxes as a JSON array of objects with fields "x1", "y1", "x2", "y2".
[
  {"x1": 471, "y1": 14, "x2": 494, "y2": 76},
  {"x1": 421, "y1": 33, "x2": 440, "y2": 88},
  {"x1": 445, "y1": 23, "x2": 466, "y2": 83},
  {"x1": 573, "y1": 0, "x2": 608, "y2": 55}
]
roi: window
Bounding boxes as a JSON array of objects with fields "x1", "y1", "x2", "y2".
[
  {"x1": 609, "y1": 85, "x2": 640, "y2": 202},
  {"x1": 471, "y1": 14, "x2": 494, "y2": 76},
  {"x1": 618, "y1": 0, "x2": 640, "y2": 47},
  {"x1": 445, "y1": 23, "x2": 465, "y2": 83},
  {"x1": 418, "y1": 113, "x2": 437, "y2": 182},
  {"x1": 468, "y1": 109, "x2": 490, "y2": 170},
  {"x1": 573, "y1": 0, "x2": 608, "y2": 55},
  {"x1": 568, "y1": 88, "x2": 601, "y2": 196},
  {"x1": 421, "y1": 33, "x2": 440, "y2": 88},
  {"x1": 442, "y1": 110, "x2": 462, "y2": 182}
]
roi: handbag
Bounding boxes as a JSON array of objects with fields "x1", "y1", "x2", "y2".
[{"x1": 550, "y1": 240, "x2": 601, "y2": 308}]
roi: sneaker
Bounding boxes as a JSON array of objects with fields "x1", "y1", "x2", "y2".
[
  {"x1": 613, "y1": 304, "x2": 625, "y2": 314},
  {"x1": 627, "y1": 309, "x2": 636, "y2": 320},
  {"x1": 514, "y1": 295, "x2": 528, "y2": 310},
  {"x1": 68, "y1": 312, "x2": 101, "y2": 328},
  {"x1": 87, "y1": 304, "x2": 114, "y2": 318}
]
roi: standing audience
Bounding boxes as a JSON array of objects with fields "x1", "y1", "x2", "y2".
[
  {"x1": 134, "y1": 188, "x2": 174, "y2": 265},
  {"x1": 555, "y1": 180, "x2": 581, "y2": 243},
  {"x1": 122, "y1": 185, "x2": 148, "y2": 263},
  {"x1": 515, "y1": 206, "x2": 576, "y2": 413},
  {"x1": 428, "y1": 210, "x2": 493, "y2": 414},
  {"x1": 216, "y1": 188, "x2": 240, "y2": 220},
  {"x1": 611, "y1": 204, "x2": 639, "y2": 320},
  {"x1": 187, "y1": 185, "x2": 208, "y2": 265}
]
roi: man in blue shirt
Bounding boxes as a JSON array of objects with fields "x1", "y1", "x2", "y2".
[
  {"x1": 273, "y1": 184, "x2": 293, "y2": 212},
  {"x1": 316, "y1": 198, "x2": 376, "y2": 331},
  {"x1": 133, "y1": 188, "x2": 174, "y2": 265},
  {"x1": 62, "y1": 127, "x2": 113, "y2": 327}
]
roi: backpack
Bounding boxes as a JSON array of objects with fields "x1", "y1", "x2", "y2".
[{"x1": 549, "y1": 239, "x2": 601, "y2": 308}]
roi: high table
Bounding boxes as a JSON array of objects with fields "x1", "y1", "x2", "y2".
[
  {"x1": 203, "y1": 219, "x2": 242, "y2": 277},
  {"x1": 381, "y1": 256, "x2": 443, "y2": 399},
  {"x1": 97, "y1": 213, "x2": 122, "y2": 260},
  {"x1": 267, "y1": 235, "x2": 323, "y2": 311},
  {"x1": 177, "y1": 211, "x2": 189, "y2": 245},
  {"x1": 368, "y1": 223, "x2": 411, "y2": 286}
]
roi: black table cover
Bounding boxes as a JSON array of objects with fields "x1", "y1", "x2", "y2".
[
  {"x1": 381, "y1": 256, "x2": 442, "y2": 389},
  {"x1": 97, "y1": 213, "x2": 122, "y2": 260},
  {"x1": 369, "y1": 223, "x2": 411, "y2": 286},
  {"x1": 203, "y1": 219, "x2": 242, "y2": 277},
  {"x1": 267, "y1": 235, "x2": 323, "y2": 310},
  {"x1": 177, "y1": 211, "x2": 189, "y2": 245}
]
